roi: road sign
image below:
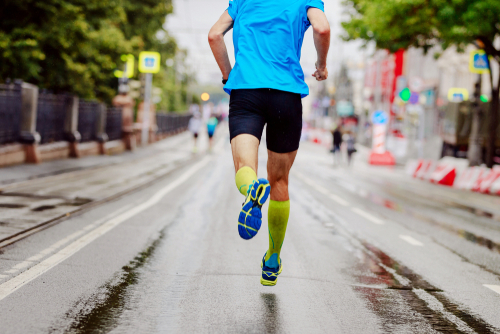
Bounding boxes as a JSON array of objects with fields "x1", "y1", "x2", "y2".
[
  {"x1": 409, "y1": 92, "x2": 420, "y2": 105},
  {"x1": 114, "y1": 54, "x2": 135, "y2": 78},
  {"x1": 336, "y1": 101, "x2": 354, "y2": 116},
  {"x1": 469, "y1": 50, "x2": 489, "y2": 74},
  {"x1": 372, "y1": 110, "x2": 388, "y2": 124},
  {"x1": 139, "y1": 52, "x2": 161, "y2": 74},
  {"x1": 447, "y1": 88, "x2": 469, "y2": 102}
]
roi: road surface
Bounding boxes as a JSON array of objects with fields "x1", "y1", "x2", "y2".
[{"x1": 0, "y1": 130, "x2": 499, "y2": 333}]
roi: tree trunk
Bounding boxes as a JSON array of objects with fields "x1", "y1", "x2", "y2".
[
  {"x1": 486, "y1": 87, "x2": 499, "y2": 167},
  {"x1": 467, "y1": 75, "x2": 483, "y2": 166}
]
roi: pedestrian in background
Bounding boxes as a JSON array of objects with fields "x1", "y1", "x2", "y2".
[
  {"x1": 343, "y1": 130, "x2": 357, "y2": 165},
  {"x1": 206, "y1": 114, "x2": 219, "y2": 152},
  {"x1": 332, "y1": 125, "x2": 343, "y2": 165},
  {"x1": 188, "y1": 110, "x2": 202, "y2": 153}
]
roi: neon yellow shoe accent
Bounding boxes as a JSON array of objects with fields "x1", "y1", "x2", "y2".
[{"x1": 260, "y1": 253, "x2": 282, "y2": 286}]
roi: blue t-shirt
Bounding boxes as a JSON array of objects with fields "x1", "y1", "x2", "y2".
[
  {"x1": 224, "y1": 0, "x2": 324, "y2": 98},
  {"x1": 207, "y1": 117, "x2": 218, "y2": 134}
]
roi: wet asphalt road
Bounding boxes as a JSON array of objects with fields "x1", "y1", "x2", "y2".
[{"x1": 0, "y1": 133, "x2": 500, "y2": 333}]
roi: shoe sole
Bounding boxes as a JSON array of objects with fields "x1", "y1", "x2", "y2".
[
  {"x1": 261, "y1": 259, "x2": 282, "y2": 286},
  {"x1": 260, "y1": 277, "x2": 277, "y2": 286},
  {"x1": 238, "y1": 181, "x2": 270, "y2": 240}
]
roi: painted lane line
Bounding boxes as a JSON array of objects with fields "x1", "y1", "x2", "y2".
[
  {"x1": 294, "y1": 172, "x2": 350, "y2": 206},
  {"x1": 328, "y1": 193, "x2": 350, "y2": 207},
  {"x1": 483, "y1": 284, "x2": 500, "y2": 295},
  {"x1": 399, "y1": 235, "x2": 424, "y2": 247},
  {"x1": 350, "y1": 207, "x2": 385, "y2": 225},
  {"x1": 0, "y1": 156, "x2": 211, "y2": 302},
  {"x1": 1, "y1": 204, "x2": 133, "y2": 276}
]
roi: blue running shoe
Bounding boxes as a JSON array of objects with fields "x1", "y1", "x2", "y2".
[
  {"x1": 260, "y1": 253, "x2": 282, "y2": 286},
  {"x1": 238, "y1": 178, "x2": 271, "y2": 240}
]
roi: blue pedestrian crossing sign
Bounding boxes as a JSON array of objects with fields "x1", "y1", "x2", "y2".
[
  {"x1": 447, "y1": 88, "x2": 469, "y2": 102},
  {"x1": 372, "y1": 110, "x2": 388, "y2": 124},
  {"x1": 139, "y1": 51, "x2": 161, "y2": 73},
  {"x1": 469, "y1": 50, "x2": 489, "y2": 74}
]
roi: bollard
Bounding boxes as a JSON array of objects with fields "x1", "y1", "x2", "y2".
[
  {"x1": 96, "y1": 103, "x2": 109, "y2": 154},
  {"x1": 64, "y1": 96, "x2": 81, "y2": 158},
  {"x1": 20, "y1": 82, "x2": 41, "y2": 163}
]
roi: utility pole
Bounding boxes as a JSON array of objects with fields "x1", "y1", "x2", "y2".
[
  {"x1": 467, "y1": 74, "x2": 483, "y2": 166},
  {"x1": 141, "y1": 73, "x2": 152, "y2": 145}
]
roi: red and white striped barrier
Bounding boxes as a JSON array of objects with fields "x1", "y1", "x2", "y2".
[
  {"x1": 430, "y1": 163, "x2": 456, "y2": 186},
  {"x1": 477, "y1": 166, "x2": 500, "y2": 194},
  {"x1": 406, "y1": 157, "x2": 500, "y2": 196},
  {"x1": 489, "y1": 174, "x2": 500, "y2": 195},
  {"x1": 455, "y1": 166, "x2": 487, "y2": 190},
  {"x1": 415, "y1": 160, "x2": 436, "y2": 180}
]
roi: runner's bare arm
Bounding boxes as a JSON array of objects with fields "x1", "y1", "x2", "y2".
[
  {"x1": 208, "y1": 11, "x2": 234, "y2": 80},
  {"x1": 308, "y1": 8, "x2": 330, "y2": 81}
]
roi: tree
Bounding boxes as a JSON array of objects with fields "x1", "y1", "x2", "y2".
[
  {"x1": 342, "y1": 0, "x2": 500, "y2": 167},
  {"x1": 0, "y1": 0, "x2": 180, "y2": 103}
]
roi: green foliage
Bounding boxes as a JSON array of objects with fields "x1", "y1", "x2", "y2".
[
  {"x1": 342, "y1": 0, "x2": 500, "y2": 60},
  {"x1": 0, "y1": 0, "x2": 182, "y2": 102}
]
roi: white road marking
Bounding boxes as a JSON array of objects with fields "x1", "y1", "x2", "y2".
[
  {"x1": 483, "y1": 284, "x2": 500, "y2": 295},
  {"x1": 0, "y1": 156, "x2": 211, "y2": 301},
  {"x1": 350, "y1": 207, "x2": 385, "y2": 225},
  {"x1": 294, "y1": 171, "x2": 350, "y2": 206},
  {"x1": 1, "y1": 204, "x2": 133, "y2": 276},
  {"x1": 399, "y1": 235, "x2": 424, "y2": 246},
  {"x1": 328, "y1": 193, "x2": 350, "y2": 206}
]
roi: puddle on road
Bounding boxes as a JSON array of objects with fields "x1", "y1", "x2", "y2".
[
  {"x1": 352, "y1": 240, "x2": 497, "y2": 333},
  {"x1": 260, "y1": 293, "x2": 282, "y2": 334},
  {"x1": 295, "y1": 192, "x2": 497, "y2": 333},
  {"x1": 56, "y1": 232, "x2": 164, "y2": 334}
]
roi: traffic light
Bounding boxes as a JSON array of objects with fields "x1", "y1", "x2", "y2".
[
  {"x1": 400, "y1": 88, "x2": 411, "y2": 102},
  {"x1": 128, "y1": 80, "x2": 141, "y2": 99}
]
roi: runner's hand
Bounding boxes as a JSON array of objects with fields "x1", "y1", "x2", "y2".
[{"x1": 312, "y1": 62, "x2": 328, "y2": 81}]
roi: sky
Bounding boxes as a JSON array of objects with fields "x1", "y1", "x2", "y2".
[{"x1": 164, "y1": 0, "x2": 366, "y2": 85}]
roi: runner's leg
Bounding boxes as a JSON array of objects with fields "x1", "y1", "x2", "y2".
[
  {"x1": 229, "y1": 90, "x2": 270, "y2": 240},
  {"x1": 264, "y1": 150, "x2": 297, "y2": 267},
  {"x1": 231, "y1": 134, "x2": 259, "y2": 195}
]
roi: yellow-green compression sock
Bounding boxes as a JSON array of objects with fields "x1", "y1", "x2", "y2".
[
  {"x1": 235, "y1": 166, "x2": 257, "y2": 196},
  {"x1": 265, "y1": 200, "x2": 290, "y2": 268}
]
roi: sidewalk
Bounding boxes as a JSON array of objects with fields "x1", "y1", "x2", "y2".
[{"x1": 0, "y1": 129, "x2": 222, "y2": 246}]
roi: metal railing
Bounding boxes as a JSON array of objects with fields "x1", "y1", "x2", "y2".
[
  {"x1": 36, "y1": 93, "x2": 70, "y2": 144},
  {"x1": 156, "y1": 113, "x2": 190, "y2": 134},
  {"x1": 0, "y1": 83, "x2": 22, "y2": 145},
  {"x1": 106, "y1": 107, "x2": 123, "y2": 141},
  {"x1": 78, "y1": 100, "x2": 100, "y2": 142}
]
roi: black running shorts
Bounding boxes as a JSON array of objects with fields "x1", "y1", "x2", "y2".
[{"x1": 229, "y1": 89, "x2": 302, "y2": 153}]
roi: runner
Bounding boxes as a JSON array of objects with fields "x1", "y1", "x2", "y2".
[
  {"x1": 206, "y1": 114, "x2": 219, "y2": 152},
  {"x1": 208, "y1": 0, "x2": 330, "y2": 286},
  {"x1": 188, "y1": 109, "x2": 202, "y2": 153}
]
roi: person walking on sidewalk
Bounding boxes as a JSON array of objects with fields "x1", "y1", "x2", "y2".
[
  {"x1": 332, "y1": 125, "x2": 343, "y2": 165},
  {"x1": 208, "y1": 0, "x2": 330, "y2": 286},
  {"x1": 343, "y1": 130, "x2": 357, "y2": 165},
  {"x1": 188, "y1": 110, "x2": 202, "y2": 153}
]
